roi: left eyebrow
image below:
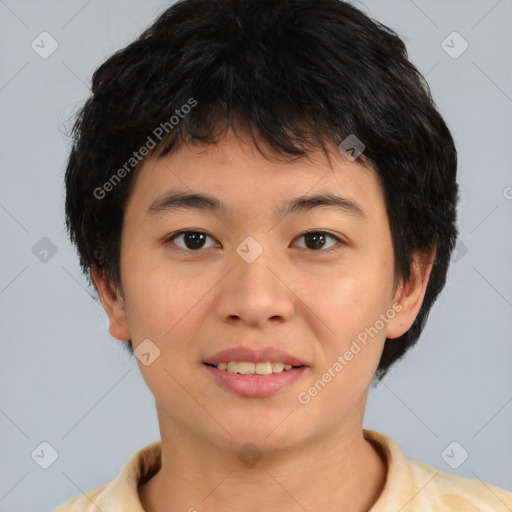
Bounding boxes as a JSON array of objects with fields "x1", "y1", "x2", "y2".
[
  {"x1": 275, "y1": 192, "x2": 366, "y2": 220},
  {"x1": 146, "y1": 190, "x2": 366, "y2": 220}
]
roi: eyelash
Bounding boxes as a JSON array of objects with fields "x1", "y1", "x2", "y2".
[{"x1": 164, "y1": 229, "x2": 344, "y2": 254}]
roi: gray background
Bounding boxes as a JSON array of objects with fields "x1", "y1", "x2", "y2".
[{"x1": 1, "y1": 0, "x2": 511, "y2": 510}]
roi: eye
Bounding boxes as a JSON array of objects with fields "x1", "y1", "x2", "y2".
[
  {"x1": 164, "y1": 229, "x2": 344, "y2": 253},
  {"x1": 293, "y1": 230, "x2": 343, "y2": 252},
  {"x1": 165, "y1": 230, "x2": 219, "y2": 251}
]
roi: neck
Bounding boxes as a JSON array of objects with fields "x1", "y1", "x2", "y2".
[{"x1": 139, "y1": 407, "x2": 387, "y2": 512}]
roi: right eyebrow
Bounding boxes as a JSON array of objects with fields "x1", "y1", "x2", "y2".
[{"x1": 147, "y1": 191, "x2": 227, "y2": 217}]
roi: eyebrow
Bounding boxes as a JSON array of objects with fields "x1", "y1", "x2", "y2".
[{"x1": 147, "y1": 190, "x2": 366, "y2": 220}]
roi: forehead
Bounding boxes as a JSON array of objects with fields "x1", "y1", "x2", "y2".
[{"x1": 125, "y1": 131, "x2": 384, "y2": 222}]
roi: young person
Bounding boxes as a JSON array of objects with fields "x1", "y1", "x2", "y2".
[{"x1": 54, "y1": 0, "x2": 512, "y2": 510}]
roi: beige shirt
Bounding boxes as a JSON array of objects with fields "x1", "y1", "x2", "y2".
[{"x1": 53, "y1": 429, "x2": 512, "y2": 511}]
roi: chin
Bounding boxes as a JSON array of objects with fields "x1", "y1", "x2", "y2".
[{"x1": 213, "y1": 414, "x2": 305, "y2": 452}]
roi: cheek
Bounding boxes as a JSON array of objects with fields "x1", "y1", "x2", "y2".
[
  {"x1": 121, "y1": 262, "x2": 210, "y2": 396},
  {"x1": 121, "y1": 254, "x2": 205, "y2": 345},
  {"x1": 298, "y1": 272, "x2": 392, "y2": 414},
  {"x1": 306, "y1": 258, "x2": 394, "y2": 341}
]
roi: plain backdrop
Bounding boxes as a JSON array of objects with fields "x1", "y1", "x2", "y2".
[{"x1": 0, "y1": 0, "x2": 511, "y2": 510}]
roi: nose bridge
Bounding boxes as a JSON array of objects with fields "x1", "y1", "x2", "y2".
[{"x1": 215, "y1": 238, "x2": 295, "y2": 326}]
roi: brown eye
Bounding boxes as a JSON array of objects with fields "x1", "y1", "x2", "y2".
[
  {"x1": 167, "y1": 231, "x2": 218, "y2": 251},
  {"x1": 294, "y1": 231, "x2": 342, "y2": 252}
]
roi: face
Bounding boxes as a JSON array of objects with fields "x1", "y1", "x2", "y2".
[{"x1": 95, "y1": 131, "x2": 429, "y2": 454}]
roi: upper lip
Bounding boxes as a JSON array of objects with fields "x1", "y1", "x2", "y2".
[{"x1": 204, "y1": 347, "x2": 309, "y2": 367}]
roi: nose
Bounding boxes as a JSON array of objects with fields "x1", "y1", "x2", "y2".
[{"x1": 215, "y1": 248, "x2": 296, "y2": 328}]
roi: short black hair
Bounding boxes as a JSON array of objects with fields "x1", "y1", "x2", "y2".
[{"x1": 64, "y1": 0, "x2": 459, "y2": 380}]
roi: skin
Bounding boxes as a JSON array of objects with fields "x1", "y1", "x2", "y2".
[{"x1": 92, "y1": 130, "x2": 435, "y2": 511}]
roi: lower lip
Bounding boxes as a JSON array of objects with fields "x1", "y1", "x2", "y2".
[{"x1": 203, "y1": 364, "x2": 308, "y2": 397}]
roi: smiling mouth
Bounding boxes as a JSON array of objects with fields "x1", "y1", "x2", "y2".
[{"x1": 204, "y1": 361, "x2": 304, "y2": 376}]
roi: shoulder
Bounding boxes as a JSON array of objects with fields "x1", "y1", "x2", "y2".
[
  {"x1": 364, "y1": 429, "x2": 512, "y2": 512},
  {"x1": 52, "y1": 485, "x2": 108, "y2": 511},
  {"x1": 51, "y1": 441, "x2": 161, "y2": 512},
  {"x1": 407, "y1": 458, "x2": 512, "y2": 511}
]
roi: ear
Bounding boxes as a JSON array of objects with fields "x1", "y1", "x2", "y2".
[
  {"x1": 386, "y1": 246, "x2": 436, "y2": 339},
  {"x1": 91, "y1": 265, "x2": 131, "y2": 341}
]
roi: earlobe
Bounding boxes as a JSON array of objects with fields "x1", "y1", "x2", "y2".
[
  {"x1": 91, "y1": 266, "x2": 131, "y2": 342},
  {"x1": 386, "y1": 246, "x2": 436, "y2": 340}
]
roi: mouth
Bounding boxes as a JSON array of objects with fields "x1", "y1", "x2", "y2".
[
  {"x1": 202, "y1": 346, "x2": 309, "y2": 397},
  {"x1": 204, "y1": 346, "x2": 309, "y2": 369},
  {"x1": 204, "y1": 361, "x2": 305, "y2": 375}
]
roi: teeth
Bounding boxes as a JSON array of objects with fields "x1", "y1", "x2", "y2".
[
  {"x1": 272, "y1": 362, "x2": 284, "y2": 373},
  {"x1": 256, "y1": 362, "x2": 272, "y2": 375},
  {"x1": 238, "y1": 362, "x2": 255, "y2": 374},
  {"x1": 227, "y1": 361, "x2": 238, "y2": 373},
  {"x1": 213, "y1": 361, "x2": 297, "y2": 375}
]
